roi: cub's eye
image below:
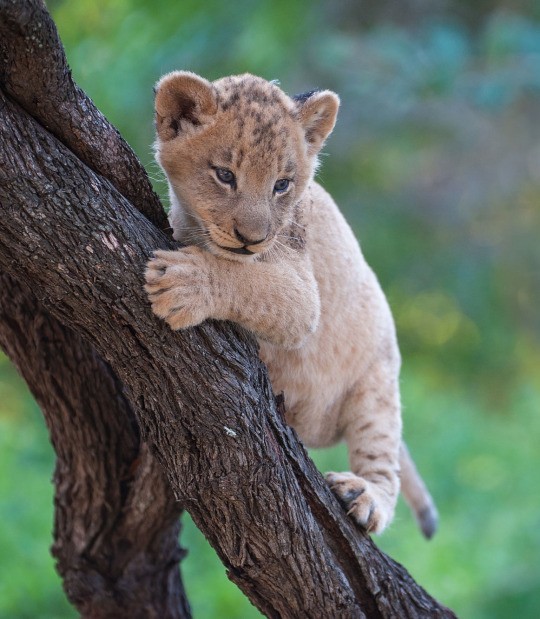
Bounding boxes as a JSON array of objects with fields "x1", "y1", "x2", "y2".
[
  {"x1": 274, "y1": 179, "x2": 290, "y2": 194},
  {"x1": 215, "y1": 168, "x2": 235, "y2": 185}
]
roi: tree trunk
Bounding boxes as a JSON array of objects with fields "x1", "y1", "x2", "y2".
[
  {"x1": 0, "y1": 1, "x2": 456, "y2": 617},
  {"x1": 1, "y1": 1, "x2": 190, "y2": 616},
  {"x1": 0, "y1": 274, "x2": 190, "y2": 619}
]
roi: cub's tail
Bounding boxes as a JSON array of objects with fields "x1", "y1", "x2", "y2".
[{"x1": 399, "y1": 442, "x2": 438, "y2": 539}]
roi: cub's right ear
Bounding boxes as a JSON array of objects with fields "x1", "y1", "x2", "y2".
[{"x1": 154, "y1": 71, "x2": 218, "y2": 141}]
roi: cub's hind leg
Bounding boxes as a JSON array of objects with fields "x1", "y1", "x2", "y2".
[{"x1": 326, "y1": 368, "x2": 402, "y2": 534}]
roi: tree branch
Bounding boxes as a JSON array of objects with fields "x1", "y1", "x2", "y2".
[
  {"x1": 0, "y1": 273, "x2": 190, "y2": 619},
  {"x1": 0, "y1": 1, "x2": 456, "y2": 616},
  {"x1": 1, "y1": 1, "x2": 190, "y2": 615},
  {"x1": 0, "y1": 0, "x2": 167, "y2": 230}
]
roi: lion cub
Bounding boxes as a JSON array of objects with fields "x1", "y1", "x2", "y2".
[{"x1": 145, "y1": 71, "x2": 437, "y2": 536}]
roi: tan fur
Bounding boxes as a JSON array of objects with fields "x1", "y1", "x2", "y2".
[{"x1": 145, "y1": 71, "x2": 437, "y2": 536}]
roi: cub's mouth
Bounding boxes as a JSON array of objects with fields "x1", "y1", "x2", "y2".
[
  {"x1": 201, "y1": 222, "x2": 275, "y2": 259},
  {"x1": 218, "y1": 244, "x2": 254, "y2": 256}
]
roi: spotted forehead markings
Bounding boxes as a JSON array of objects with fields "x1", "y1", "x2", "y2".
[
  {"x1": 220, "y1": 90, "x2": 240, "y2": 112},
  {"x1": 284, "y1": 159, "x2": 295, "y2": 174},
  {"x1": 235, "y1": 116, "x2": 245, "y2": 140},
  {"x1": 214, "y1": 78, "x2": 296, "y2": 159},
  {"x1": 219, "y1": 148, "x2": 233, "y2": 164},
  {"x1": 229, "y1": 103, "x2": 287, "y2": 145},
  {"x1": 219, "y1": 77, "x2": 284, "y2": 110},
  {"x1": 235, "y1": 147, "x2": 245, "y2": 167}
]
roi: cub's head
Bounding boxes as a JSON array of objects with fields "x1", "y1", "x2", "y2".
[{"x1": 154, "y1": 71, "x2": 339, "y2": 260}]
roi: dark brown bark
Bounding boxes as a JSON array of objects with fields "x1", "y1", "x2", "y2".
[
  {"x1": 0, "y1": 0, "x2": 168, "y2": 231},
  {"x1": 0, "y1": 1, "x2": 456, "y2": 617},
  {"x1": 0, "y1": 274, "x2": 190, "y2": 619},
  {"x1": 0, "y1": 2, "x2": 190, "y2": 616}
]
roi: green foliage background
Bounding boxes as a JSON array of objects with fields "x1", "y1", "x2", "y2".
[{"x1": 1, "y1": 1, "x2": 539, "y2": 616}]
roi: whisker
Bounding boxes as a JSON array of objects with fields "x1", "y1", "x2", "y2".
[
  {"x1": 277, "y1": 233, "x2": 303, "y2": 243},
  {"x1": 289, "y1": 220, "x2": 306, "y2": 230},
  {"x1": 273, "y1": 239, "x2": 293, "y2": 255}
]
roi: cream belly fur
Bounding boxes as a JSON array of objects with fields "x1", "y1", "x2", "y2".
[{"x1": 144, "y1": 70, "x2": 438, "y2": 537}]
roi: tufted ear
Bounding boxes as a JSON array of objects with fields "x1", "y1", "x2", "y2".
[
  {"x1": 294, "y1": 90, "x2": 340, "y2": 156},
  {"x1": 154, "y1": 71, "x2": 218, "y2": 141}
]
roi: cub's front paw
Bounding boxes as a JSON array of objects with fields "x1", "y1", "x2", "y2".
[
  {"x1": 145, "y1": 248, "x2": 214, "y2": 330},
  {"x1": 325, "y1": 471, "x2": 394, "y2": 534}
]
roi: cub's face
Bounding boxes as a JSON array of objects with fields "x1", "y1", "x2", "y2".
[{"x1": 154, "y1": 72, "x2": 339, "y2": 260}]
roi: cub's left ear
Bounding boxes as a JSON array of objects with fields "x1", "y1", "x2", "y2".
[{"x1": 294, "y1": 90, "x2": 340, "y2": 156}]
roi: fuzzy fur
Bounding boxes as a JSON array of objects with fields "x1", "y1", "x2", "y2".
[{"x1": 145, "y1": 71, "x2": 437, "y2": 536}]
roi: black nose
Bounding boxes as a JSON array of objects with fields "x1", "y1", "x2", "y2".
[{"x1": 234, "y1": 227, "x2": 268, "y2": 246}]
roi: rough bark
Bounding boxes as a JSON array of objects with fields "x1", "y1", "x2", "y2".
[
  {"x1": 0, "y1": 274, "x2": 190, "y2": 619},
  {"x1": 0, "y1": 1, "x2": 457, "y2": 617},
  {"x1": 0, "y1": 0, "x2": 168, "y2": 231},
  {"x1": 1, "y1": 1, "x2": 190, "y2": 616}
]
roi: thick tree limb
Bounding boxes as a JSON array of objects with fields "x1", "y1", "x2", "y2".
[
  {"x1": 0, "y1": 1, "x2": 456, "y2": 617},
  {"x1": 0, "y1": 0, "x2": 167, "y2": 230},
  {"x1": 0, "y1": 274, "x2": 190, "y2": 619},
  {"x1": 1, "y1": 1, "x2": 190, "y2": 615}
]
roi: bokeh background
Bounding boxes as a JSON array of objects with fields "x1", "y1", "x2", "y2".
[{"x1": 1, "y1": 0, "x2": 539, "y2": 616}]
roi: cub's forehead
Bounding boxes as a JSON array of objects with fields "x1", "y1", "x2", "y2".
[
  {"x1": 214, "y1": 74, "x2": 293, "y2": 113},
  {"x1": 212, "y1": 75, "x2": 299, "y2": 164}
]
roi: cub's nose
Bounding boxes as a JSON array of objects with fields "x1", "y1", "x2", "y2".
[{"x1": 234, "y1": 227, "x2": 268, "y2": 246}]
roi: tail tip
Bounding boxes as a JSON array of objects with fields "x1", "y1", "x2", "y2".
[{"x1": 418, "y1": 506, "x2": 439, "y2": 540}]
